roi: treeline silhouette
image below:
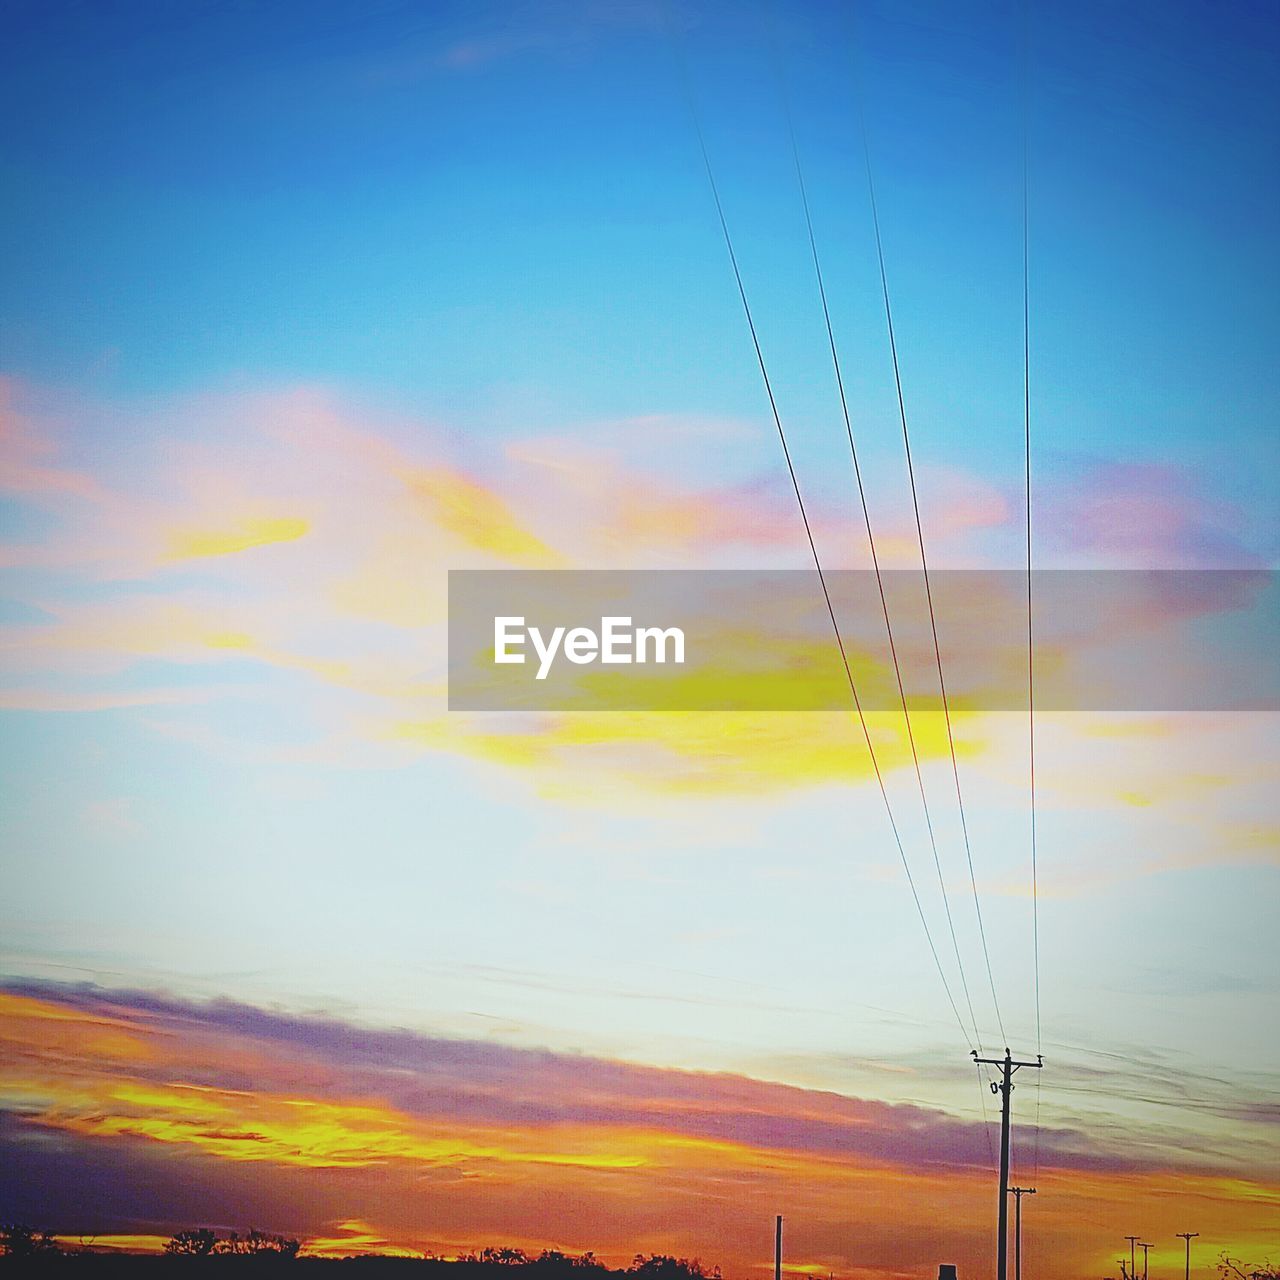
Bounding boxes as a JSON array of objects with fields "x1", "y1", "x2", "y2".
[
  {"x1": 5, "y1": 1226, "x2": 1278, "y2": 1280},
  {"x1": 1, "y1": 1224, "x2": 724, "y2": 1277}
]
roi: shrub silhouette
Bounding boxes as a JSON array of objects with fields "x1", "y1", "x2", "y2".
[
  {"x1": 146, "y1": 1235, "x2": 721, "y2": 1271},
  {"x1": 160, "y1": 1226, "x2": 300, "y2": 1258},
  {"x1": 164, "y1": 1228, "x2": 218, "y2": 1256},
  {"x1": 219, "y1": 1228, "x2": 300, "y2": 1256},
  {"x1": 629, "y1": 1254, "x2": 721, "y2": 1280},
  {"x1": 480, "y1": 1247, "x2": 531, "y2": 1266},
  {"x1": 1219, "y1": 1256, "x2": 1278, "y2": 1280},
  {"x1": 532, "y1": 1251, "x2": 608, "y2": 1272},
  {"x1": 0, "y1": 1223, "x2": 60, "y2": 1257}
]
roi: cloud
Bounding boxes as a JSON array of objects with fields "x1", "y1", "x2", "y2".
[
  {"x1": 165, "y1": 515, "x2": 310, "y2": 561},
  {"x1": 0, "y1": 377, "x2": 103, "y2": 502},
  {"x1": 1042, "y1": 460, "x2": 1263, "y2": 569},
  {"x1": 0, "y1": 981, "x2": 1275, "y2": 1271},
  {"x1": 401, "y1": 465, "x2": 564, "y2": 568},
  {"x1": 0, "y1": 377, "x2": 1273, "y2": 808},
  {"x1": 0, "y1": 686, "x2": 210, "y2": 712},
  {"x1": 0, "y1": 980, "x2": 1266, "y2": 1181},
  {"x1": 0, "y1": 381, "x2": 967, "y2": 796}
]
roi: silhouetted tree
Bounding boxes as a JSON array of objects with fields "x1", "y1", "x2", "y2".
[
  {"x1": 1220, "y1": 1256, "x2": 1278, "y2": 1280},
  {"x1": 165, "y1": 1228, "x2": 219, "y2": 1256},
  {"x1": 216, "y1": 1228, "x2": 300, "y2": 1257},
  {"x1": 531, "y1": 1251, "x2": 609, "y2": 1272},
  {"x1": 482, "y1": 1246, "x2": 531, "y2": 1265},
  {"x1": 629, "y1": 1254, "x2": 720, "y2": 1280},
  {"x1": 0, "y1": 1223, "x2": 60, "y2": 1257}
]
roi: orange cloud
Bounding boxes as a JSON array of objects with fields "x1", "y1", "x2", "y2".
[{"x1": 1, "y1": 983, "x2": 1276, "y2": 1277}]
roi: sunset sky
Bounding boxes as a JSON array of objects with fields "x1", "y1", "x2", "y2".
[{"x1": 1, "y1": 0, "x2": 1278, "y2": 1274}]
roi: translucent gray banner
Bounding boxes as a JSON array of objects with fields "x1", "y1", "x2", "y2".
[{"x1": 448, "y1": 570, "x2": 1279, "y2": 711}]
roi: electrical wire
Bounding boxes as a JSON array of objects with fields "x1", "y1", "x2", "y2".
[
  {"x1": 1022, "y1": 0, "x2": 1044, "y2": 1186},
  {"x1": 848, "y1": 23, "x2": 1006, "y2": 1050},
  {"x1": 773, "y1": 11, "x2": 1007, "y2": 1052},
  {"x1": 667, "y1": 24, "x2": 977, "y2": 1055}
]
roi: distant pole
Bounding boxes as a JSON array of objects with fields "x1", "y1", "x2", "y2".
[
  {"x1": 1140, "y1": 1243, "x2": 1153, "y2": 1280},
  {"x1": 1126, "y1": 1238, "x2": 1141, "y2": 1280},
  {"x1": 775, "y1": 1216, "x2": 783, "y2": 1280},
  {"x1": 1177, "y1": 1234, "x2": 1199, "y2": 1280},
  {"x1": 1008, "y1": 1187, "x2": 1036, "y2": 1280},
  {"x1": 974, "y1": 1048, "x2": 1043, "y2": 1280}
]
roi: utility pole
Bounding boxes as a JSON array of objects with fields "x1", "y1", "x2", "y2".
[
  {"x1": 775, "y1": 1216, "x2": 782, "y2": 1280},
  {"x1": 1140, "y1": 1243, "x2": 1153, "y2": 1280},
  {"x1": 973, "y1": 1048, "x2": 1043, "y2": 1280},
  {"x1": 1126, "y1": 1238, "x2": 1141, "y2": 1280},
  {"x1": 1008, "y1": 1187, "x2": 1036, "y2": 1280},
  {"x1": 1177, "y1": 1234, "x2": 1199, "y2": 1280}
]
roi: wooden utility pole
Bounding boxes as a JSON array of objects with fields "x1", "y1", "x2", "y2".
[
  {"x1": 1008, "y1": 1187, "x2": 1036, "y2": 1280},
  {"x1": 973, "y1": 1048, "x2": 1043, "y2": 1280},
  {"x1": 1140, "y1": 1243, "x2": 1153, "y2": 1280},
  {"x1": 1126, "y1": 1238, "x2": 1141, "y2": 1280},
  {"x1": 1177, "y1": 1233, "x2": 1199, "y2": 1280},
  {"x1": 775, "y1": 1216, "x2": 782, "y2": 1280}
]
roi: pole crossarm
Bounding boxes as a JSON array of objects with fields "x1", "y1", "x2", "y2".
[
  {"x1": 974, "y1": 1051, "x2": 1044, "y2": 1074},
  {"x1": 1178, "y1": 1232, "x2": 1199, "y2": 1280}
]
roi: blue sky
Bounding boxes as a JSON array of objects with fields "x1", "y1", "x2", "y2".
[{"x1": 3, "y1": 0, "x2": 1277, "y2": 492}]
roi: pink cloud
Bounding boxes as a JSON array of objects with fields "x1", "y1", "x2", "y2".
[
  {"x1": 1041, "y1": 460, "x2": 1262, "y2": 568},
  {"x1": 0, "y1": 376, "x2": 103, "y2": 502}
]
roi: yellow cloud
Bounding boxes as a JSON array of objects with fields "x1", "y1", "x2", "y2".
[
  {"x1": 393, "y1": 706, "x2": 975, "y2": 798},
  {"x1": 304, "y1": 1222, "x2": 423, "y2": 1260},
  {"x1": 166, "y1": 515, "x2": 309, "y2": 560},
  {"x1": 425, "y1": 626, "x2": 980, "y2": 796},
  {"x1": 24, "y1": 1072, "x2": 693, "y2": 1172},
  {"x1": 204, "y1": 630, "x2": 254, "y2": 650},
  {"x1": 402, "y1": 466, "x2": 563, "y2": 566},
  {"x1": 53, "y1": 1235, "x2": 170, "y2": 1255}
]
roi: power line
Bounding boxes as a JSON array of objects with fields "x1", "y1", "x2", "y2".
[
  {"x1": 1021, "y1": 0, "x2": 1044, "y2": 1182},
  {"x1": 667, "y1": 25, "x2": 975, "y2": 1054},
  {"x1": 850, "y1": 28, "x2": 997, "y2": 1049},
  {"x1": 1023, "y1": 0, "x2": 1042, "y2": 1058},
  {"x1": 772, "y1": 13, "x2": 1004, "y2": 1052},
  {"x1": 977, "y1": 1059, "x2": 999, "y2": 1174}
]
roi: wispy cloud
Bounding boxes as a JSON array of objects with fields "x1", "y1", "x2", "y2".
[{"x1": 0, "y1": 377, "x2": 1274, "y2": 814}]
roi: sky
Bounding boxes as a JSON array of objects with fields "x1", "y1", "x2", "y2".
[{"x1": 1, "y1": 0, "x2": 1278, "y2": 1274}]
